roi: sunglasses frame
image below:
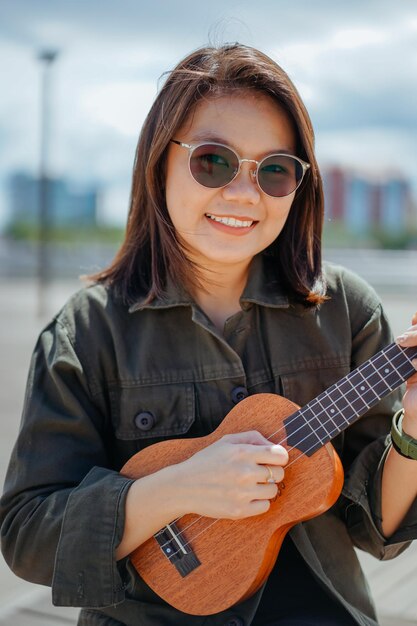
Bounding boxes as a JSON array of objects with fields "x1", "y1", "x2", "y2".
[{"x1": 170, "y1": 139, "x2": 311, "y2": 198}]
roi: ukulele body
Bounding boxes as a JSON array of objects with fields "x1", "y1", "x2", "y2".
[{"x1": 121, "y1": 392, "x2": 344, "y2": 615}]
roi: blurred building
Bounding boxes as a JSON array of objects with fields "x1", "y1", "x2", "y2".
[
  {"x1": 322, "y1": 167, "x2": 413, "y2": 235},
  {"x1": 7, "y1": 171, "x2": 98, "y2": 228}
]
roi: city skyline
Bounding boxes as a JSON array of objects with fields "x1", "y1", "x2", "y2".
[
  {"x1": 1, "y1": 0, "x2": 416, "y2": 227},
  {"x1": 322, "y1": 166, "x2": 415, "y2": 238},
  {"x1": 5, "y1": 163, "x2": 415, "y2": 242}
]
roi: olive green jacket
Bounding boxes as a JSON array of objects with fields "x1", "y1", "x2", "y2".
[{"x1": 1, "y1": 255, "x2": 416, "y2": 626}]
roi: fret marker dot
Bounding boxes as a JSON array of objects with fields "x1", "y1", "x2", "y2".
[
  {"x1": 360, "y1": 385, "x2": 366, "y2": 391},
  {"x1": 330, "y1": 408, "x2": 335, "y2": 413},
  {"x1": 384, "y1": 368, "x2": 390, "y2": 373}
]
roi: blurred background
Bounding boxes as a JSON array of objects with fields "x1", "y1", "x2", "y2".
[{"x1": 0, "y1": 0, "x2": 416, "y2": 624}]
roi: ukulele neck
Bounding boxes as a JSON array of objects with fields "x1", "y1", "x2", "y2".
[{"x1": 284, "y1": 344, "x2": 417, "y2": 457}]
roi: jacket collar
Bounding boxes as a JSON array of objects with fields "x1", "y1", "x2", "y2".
[{"x1": 128, "y1": 253, "x2": 289, "y2": 313}]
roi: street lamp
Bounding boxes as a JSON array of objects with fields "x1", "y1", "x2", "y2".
[{"x1": 37, "y1": 49, "x2": 59, "y2": 317}]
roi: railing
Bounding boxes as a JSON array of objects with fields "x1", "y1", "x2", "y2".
[{"x1": 1, "y1": 239, "x2": 416, "y2": 291}]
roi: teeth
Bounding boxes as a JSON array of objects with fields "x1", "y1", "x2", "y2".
[{"x1": 206, "y1": 214, "x2": 253, "y2": 228}]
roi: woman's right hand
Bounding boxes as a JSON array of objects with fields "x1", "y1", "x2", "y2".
[
  {"x1": 175, "y1": 430, "x2": 289, "y2": 520},
  {"x1": 116, "y1": 430, "x2": 288, "y2": 560}
]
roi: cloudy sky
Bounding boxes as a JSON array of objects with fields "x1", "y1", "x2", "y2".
[{"x1": 1, "y1": 0, "x2": 416, "y2": 226}]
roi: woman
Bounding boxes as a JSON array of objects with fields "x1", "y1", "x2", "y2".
[{"x1": 1, "y1": 43, "x2": 417, "y2": 626}]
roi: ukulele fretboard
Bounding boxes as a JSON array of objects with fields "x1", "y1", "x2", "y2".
[{"x1": 284, "y1": 344, "x2": 417, "y2": 456}]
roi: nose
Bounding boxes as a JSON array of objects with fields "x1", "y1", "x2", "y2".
[{"x1": 221, "y1": 162, "x2": 261, "y2": 204}]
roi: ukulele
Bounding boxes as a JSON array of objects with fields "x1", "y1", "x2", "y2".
[{"x1": 121, "y1": 342, "x2": 417, "y2": 615}]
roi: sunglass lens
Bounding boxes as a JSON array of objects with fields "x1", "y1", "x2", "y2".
[
  {"x1": 189, "y1": 144, "x2": 239, "y2": 188},
  {"x1": 258, "y1": 155, "x2": 304, "y2": 197}
]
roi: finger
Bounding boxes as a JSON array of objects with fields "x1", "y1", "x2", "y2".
[
  {"x1": 252, "y1": 444, "x2": 289, "y2": 466},
  {"x1": 245, "y1": 499, "x2": 271, "y2": 517},
  {"x1": 230, "y1": 441, "x2": 289, "y2": 465},
  {"x1": 412, "y1": 311, "x2": 417, "y2": 326},
  {"x1": 256, "y1": 464, "x2": 285, "y2": 484},
  {"x1": 222, "y1": 430, "x2": 273, "y2": 446},
  {"x1": 252, "y1": 482, "x2": 280, "y2": 500},
  {"x1": 396, "y1": 330, "x2": 417, "y2": 347}
]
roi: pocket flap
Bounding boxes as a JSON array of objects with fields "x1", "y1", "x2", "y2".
[{"x1": 110, "y1": 382, "x2": 195, "y2": 440}]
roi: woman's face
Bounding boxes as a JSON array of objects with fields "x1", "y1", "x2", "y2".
[{"x1": 165, "y1": 92, "x2": 297, "y2": 276}]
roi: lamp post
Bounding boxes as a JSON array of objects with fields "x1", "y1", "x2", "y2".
[{"x1": 37, "y1": 49, "x2": 58, "y2": 317}]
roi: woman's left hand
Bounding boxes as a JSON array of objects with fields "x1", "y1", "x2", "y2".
[
  {"x1": 381, "y1": 312, "x2": 417, "y2": 538},
  {"x1": 397, "y1": 311, "x2": 417, "y2": 429}
]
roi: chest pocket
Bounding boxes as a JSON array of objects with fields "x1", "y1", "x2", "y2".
[
  {"x1": 110, "y1": 382, "x2": 197, "y2": 446},
  {"x1": 280, "y1": 363, "x2": 350, "y2": 408}
]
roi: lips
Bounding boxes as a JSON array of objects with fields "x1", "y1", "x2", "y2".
[{"x1": 205, "y1": 213, "x2": 255, "y2": 228}]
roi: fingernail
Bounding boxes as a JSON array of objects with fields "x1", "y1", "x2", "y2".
[
  {"x1": 396, "y1": 334, "x2": 407, "y2": 343},
  {"x1": 271, "y1": 444, "x2": 286, "y2": 454}
]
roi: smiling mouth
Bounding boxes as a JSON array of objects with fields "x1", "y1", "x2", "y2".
[{"x1": 205, "y1": 213, "x2": 255, "y2": 228}]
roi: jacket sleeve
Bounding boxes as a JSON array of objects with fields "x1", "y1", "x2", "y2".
[
  {"x1": 339, "y1": 299, "x2": 417, "y2": 559},
  {"x1": 0, "y1": 318, "x2": 134, "y2": 607}
]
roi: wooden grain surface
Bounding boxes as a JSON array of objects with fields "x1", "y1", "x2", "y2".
[{"x1": 122, "y1": 393, "x2": 344, "y2": 615}]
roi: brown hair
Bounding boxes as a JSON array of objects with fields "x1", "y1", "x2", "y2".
[{"x1": 90, "y1": 43, "x2": 326, "y2": 307}]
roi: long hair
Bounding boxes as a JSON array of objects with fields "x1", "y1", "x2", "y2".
[{"x1": 90, "y1": 43, "x2": 326, "y2": 306}]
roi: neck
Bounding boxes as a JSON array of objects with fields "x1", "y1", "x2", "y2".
[
  {"x1": 193, "y1": 261, "x2": 251, "y2": 333},
  {"x1": 284, "y1": 342, "x2": 417, "y2": 456}
]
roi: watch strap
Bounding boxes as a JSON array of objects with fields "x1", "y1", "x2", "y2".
[{"x1": 390, "y1": 409, "x2": 417, "y2": 461}]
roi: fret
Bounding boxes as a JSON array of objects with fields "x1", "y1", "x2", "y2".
[
  {"x1": 390, "y1": 346, "x2": 417, "y2": 379},
  {"x1": 402, "y1": 347, "x2": 417, "y2": 369},
  {"x1": 348, "y1": 369, "x2": 380, "y2": 405},
  {"x1": 285, "y1": 411, "x2": 323, "y2": 454},
  {"x1": 311, "y1": 392, "x2": 337, "y2": 435},
  {"x1": 361, "y1": 360, "x2": 392, "y2": 397},
  {"x1": 314, "y1": 392, "x2": 346, "y2": 432},
  {"x1": 315, "y1": 386, "x2": 353, "y2": 433},
  {"x1": 316, "y1": 396, "x2": 340, "y2": 431},
  {"x1": 297, "y1": 405, "x2": 330, "y2": 442},
  {"x1": 393, "y1": 359, "x2": 414, "y2": 379},
  {"x1": 380, "y1": 344, "x2": 416, "y2": 378},
  {"x1": 379, "y1": 352, "x2": 402, "y2": 378},
  {"x1": 284, "y1": 343, "x2": 417, "y2": 456},
  {"x1": 331, "y1": 381, "x2": 360, "y2": 427},
  {"x1": 335, "y1": 378, "x2": 370, "y2": 412},
  {"x1": 372, "y1": 351, "x2": 404, "y2": 389}
]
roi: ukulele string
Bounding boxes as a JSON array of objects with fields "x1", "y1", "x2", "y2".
[
  {"x1": 154, "y1": 447, "x2": 310, "y2": 561},
  {"x1": 154, "y1": 405, "x2": 341, "y2": 557},
  {"x1": 155, "y1": 342, "x2": 401, "y2": 544},
  {"x1": 154, "y1": 360, "x2": 365, "y2": 544},
  {"x1": 154, "y1": 343, "x2": 410, "y2": 555},
  {"x1": 154, "y1": 412, "x2": 315, "y2": 546},
  {"x1": 154, "y1": 342, "x2": 409, "y2": 552},
  {"x1": 155, "y1": 359, "x2": 396, "y2": 559},
  {"x1": 265, "y1": 341, "x2": 410, "y2": 443}
]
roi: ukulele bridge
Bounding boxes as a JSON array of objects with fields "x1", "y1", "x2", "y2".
[{"x1": 154, "y1": 521, "x2": 201, "y2": 577}]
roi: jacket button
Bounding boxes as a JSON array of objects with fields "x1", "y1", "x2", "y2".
[
  {"x1": 134, "y1": 411, "x2": 155, "y2": 431},
  {"x1": 226, "y1": 618, "x2": 244, "y2": 626},
  {"x1": 231, "y1": 386, "x2": 248, "y2": 404}
]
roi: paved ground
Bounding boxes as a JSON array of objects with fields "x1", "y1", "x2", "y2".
[{"x1": 0, "y1": 276, "x2": 416, "y2": 624}]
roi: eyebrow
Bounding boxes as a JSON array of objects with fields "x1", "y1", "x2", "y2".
[
  {"x1": 187, "y1": 132, "x2": 294, "y2": 155},
  {"x1": 189, "y1": 132, "x2": 229, "y2": 144}
]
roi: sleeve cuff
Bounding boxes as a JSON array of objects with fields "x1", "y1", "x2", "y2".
[
  {"x1": 370, "y1": 434, "x2": 417, "y2": 546},
  {"x1": 52, "y1": 466, "x2": 134, "y2": 607},
  {"x1": 342, "y1": 435, "x2": 413, "y2": 560}
]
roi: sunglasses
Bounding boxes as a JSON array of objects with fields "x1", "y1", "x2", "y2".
[{"x1": 170, "y1": 139, "x2": 310, "y2": 198}]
